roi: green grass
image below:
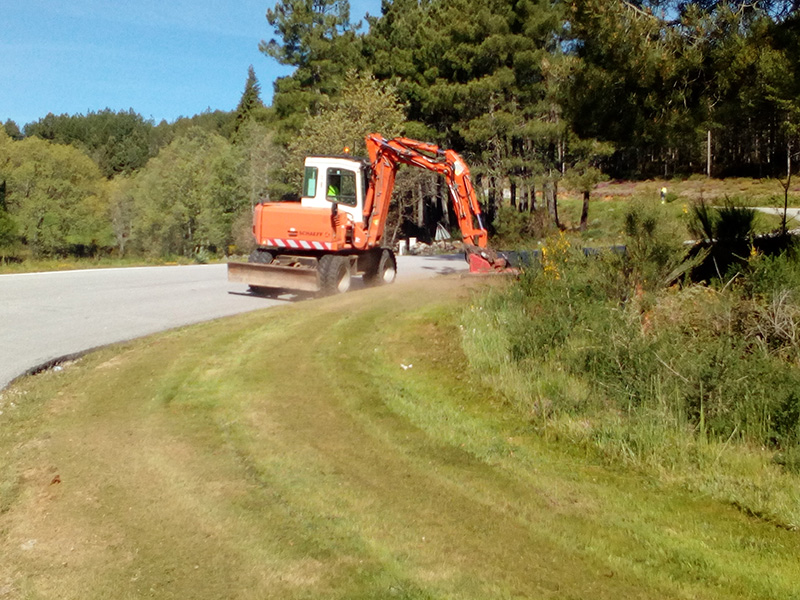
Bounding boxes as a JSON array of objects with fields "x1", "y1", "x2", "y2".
[
  {"x1": 0, "y1": 255, "x2": 215, "y2": 275},
  {"x1": 461, "y1": 230, "x2": 800, "y2": 520},
  {"x1": 585, "y1": 177, "x2": 800, "y2": 207},
  {"x1": 538, "y1": 177, "x2": 800, "y2": 247},
  {"x1": 1, "y1": 277, "x2": 799, "y2": 599},
  {"x1": 554, "y1": 196, "x2": 787, "y2": 247}
]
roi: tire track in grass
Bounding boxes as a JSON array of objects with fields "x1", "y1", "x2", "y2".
[
  {"x1": 222, "y1": 279, "x2": 663, "y2": 599},
  {"x1": 1, "y1": 277, "x2": 798, "y2": 599}
]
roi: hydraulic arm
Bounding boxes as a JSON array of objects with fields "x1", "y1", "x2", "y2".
[{"x1": 362, "y1": 134, "x2": 489, "y2": 250}]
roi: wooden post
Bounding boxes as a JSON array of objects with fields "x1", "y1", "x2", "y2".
[
  {"x1": 707, "y1": 130, "x2": 712, "y2": 177},
  {"x1": 416, "y1": 180, "x2": 424, "y2": 228}
]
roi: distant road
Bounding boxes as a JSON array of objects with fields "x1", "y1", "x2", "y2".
[
  {"x1": 753, "y1": 206, "x2": 800, "y2": 225},
  {"x1": 0, "y1": 255, "x2": 468, "y2": 390}
]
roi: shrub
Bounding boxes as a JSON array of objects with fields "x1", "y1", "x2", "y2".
[
  {"x1": 619, "y1": 204, "x2": 687, "y2": 293},
  {"x1": 686, "y1": 199, "x2": 789, "y2": 283},
  {"x1": 462, "y1": 207, "x2": 800, "y2": 523},
  {"x1": 736, "y1": 249, "x2": 800, "y2": 298},
  {"x1": 492, "y1": 205, "x2": 553, "y2": 246}
]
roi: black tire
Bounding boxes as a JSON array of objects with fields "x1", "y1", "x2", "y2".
[
  {"x1": 248, "y1": 249, "x2": 273, "y2": 264},
  {"x1": 364, "y1": 248, "x2": 397, "y2": 286},
  {"x1": 318, "y1": 255, "x2": 351, "y2": 295}
]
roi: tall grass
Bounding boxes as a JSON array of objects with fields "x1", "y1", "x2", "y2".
[
  {"x1": 463, "y1": 213, "x2": 800, "y2": 527},
  {"x1": 0, "y1": 255, "x2": 207, "y2": 274}
]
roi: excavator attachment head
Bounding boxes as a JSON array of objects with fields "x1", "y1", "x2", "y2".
[{"x1": 463, "y1": 244, "x2": 516, "y2": 274}]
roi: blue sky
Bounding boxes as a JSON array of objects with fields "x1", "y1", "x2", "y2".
[{"x1": 1, "y1": 0, "x2": 380, "y2": 128}]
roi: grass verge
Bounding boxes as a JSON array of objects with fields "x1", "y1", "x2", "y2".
[
  {"x1": 0, "y1": 255, "x2": 217, "y2": 275},
  {"x1": 1, "y1": 277, "x2": 798, "y2": 599}
]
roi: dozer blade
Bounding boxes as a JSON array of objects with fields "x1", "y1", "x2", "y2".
[{"x1": 227, "y1": 261, "x2": 321, "y2": 293}]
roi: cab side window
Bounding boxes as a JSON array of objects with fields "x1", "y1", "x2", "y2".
[{"x1": 303, "y1": 166, "x2": 318, "y2": 197}]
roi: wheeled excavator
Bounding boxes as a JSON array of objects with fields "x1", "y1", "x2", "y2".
[{"x1": 227, "y1": 133, "x2": 510, "y2": 295}]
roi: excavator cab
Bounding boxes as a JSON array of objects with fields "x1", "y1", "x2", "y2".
[{"x1": 301, "y1": 156, "x2": 366, "y2": 223}]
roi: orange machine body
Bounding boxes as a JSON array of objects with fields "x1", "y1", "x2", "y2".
[
  {"x1": 253, "y1": 203, "x2": 341, "y2": 252},
  {"x1": 228, "y1": 134, "x2": 508, "y2": 295},
  {"x1": 254, "y1": 137, "x2": 493, "y2": 257}
]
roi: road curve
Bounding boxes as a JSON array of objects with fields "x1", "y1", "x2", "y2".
[
  {"x1": 753, "y1": 206, "x2": 800, "y2": 227},
  {"x1": 0, "y1": 255, "x2": 468, "y2": 390}
]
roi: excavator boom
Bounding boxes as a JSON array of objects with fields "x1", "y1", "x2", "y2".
[{"x1": 363, "y1": 134, "x2": 489, "y2": 250}]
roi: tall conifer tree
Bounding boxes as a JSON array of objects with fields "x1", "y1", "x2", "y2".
[{"x1": 233, "y1": 65, "x2": 267, "y2": 141}]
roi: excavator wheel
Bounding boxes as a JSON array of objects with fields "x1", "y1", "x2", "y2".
[
  {"x1": 318, "y1": 254, "x2": 352, "y2": 296},
  {"x1": 248, "y1": 249, "x2": 273, "y2": 264},
  {"x1": 363, "y1": 248, "x2": 397, "y2": 286}
]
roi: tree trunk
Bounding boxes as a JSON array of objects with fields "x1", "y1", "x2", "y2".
[
  {"x1": 545, "y1": 178, "x2": 560, "y2": 228},
  {"x1": 510, "y1": 181, "x2": 517, "y2": 210},
  {"x1": 438, "y1": 177, "x2": 449, "y2": 226},
  {"x1": 579, "y1": 190, "x2": 590, "y2": 231},
  {"x1": 553, "y1": 179, "x2": 561, "y2": 229},
  {"x1": 487, "y1": 176, "x2": 498, "y2": 225},
  {"x1": 783, "y1": 142, "x2": 792, "y2": 235},
  {"x1": 544, "y1": 180, "x2": 553, "y2": 220}
]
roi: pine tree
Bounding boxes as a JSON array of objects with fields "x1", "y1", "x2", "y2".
[
  {"x1": 365, "y1": 0, "x2": 570, "y2": 223},
  {"x1": 2, "y1": 120, "x2": 23, "y2": 141},
  {"x1": 261, "y1": 0, "x2": 364, "y2": 140},
  {"x1": 233, "y1": 65, "x2": 267, "y2": 141}
]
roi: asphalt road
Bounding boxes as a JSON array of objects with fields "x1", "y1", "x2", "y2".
[
  {"x1": 754, "y1": 206, "x2": 800, "y2": 227},
  {"x1": 0, "y1": 255, "x2": 468, "y2": 390}
]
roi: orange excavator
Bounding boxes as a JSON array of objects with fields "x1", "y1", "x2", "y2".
[{"x1": 227, "y1": 133, "x2": 510, "y2": 295}]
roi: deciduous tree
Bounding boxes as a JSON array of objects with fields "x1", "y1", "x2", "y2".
[
  {"x1": 1, "y1": 132, "x2": 111, "y2": 256},
  {"x1": 130, "y1": 128, "x2": 247, "y2": 257}
]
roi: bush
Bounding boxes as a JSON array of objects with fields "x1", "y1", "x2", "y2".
[
  {"x1": 686, "y1": 200, "x2": 797, "y2": 283},
  {"x1": 492, "y1": 205, "x2": 553, "y2": 247},
  {"x1": 0, "y1": 209, "x2": 19, "y2": 259},
  {"x1": 736, "y1": 248, "x2": 800, "y2": 298},
  {"x1": 462, "y1": 207, "x2": 800, "y2": 525}
]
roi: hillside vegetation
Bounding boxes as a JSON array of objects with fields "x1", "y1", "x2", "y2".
[
  {"x1": 1, "y1": 276, "x2": 798, "y2": 599},
  {"x1": 3, "y1": 0, "x2": 800, "y2": 264}
]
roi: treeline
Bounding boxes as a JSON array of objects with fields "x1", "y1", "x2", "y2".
[
  {"x1": 0, "y1": 64, "x2": 409, "y2": 260},
  {"x1": 1, "y1": 0, "x2": 799, "y2": 260},
  {"x1": 0, "y1": 122, "x2": 253, "y2": 259},
  {"x1": 0, "y1": 67, "x2": 277, "y2": 260},
  {"x1": 264, "y1": 0, "x2": 800, "y2": 208}
]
